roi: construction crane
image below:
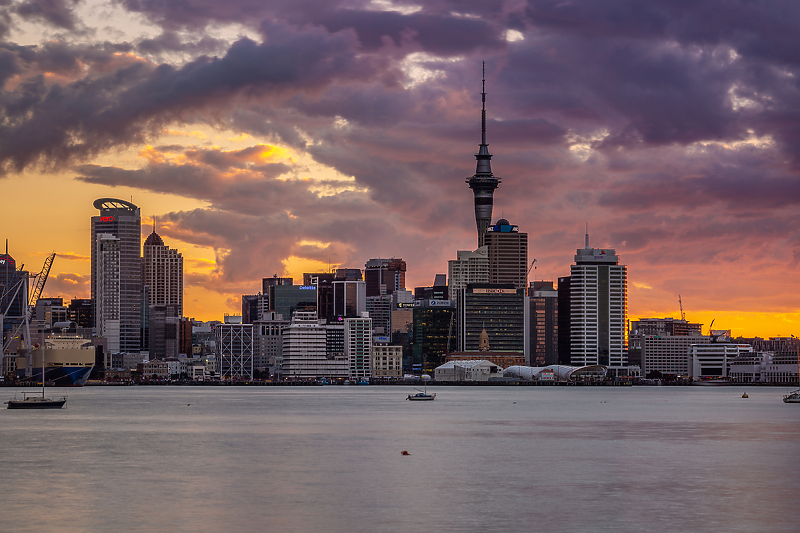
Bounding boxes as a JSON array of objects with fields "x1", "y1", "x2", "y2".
[
  {"x1": 526, "y1": 258, "x2": 537, "y2": 281},
  {"x1": 678, "y1": 295, "x2": 685, "y2": 321},
  {"x1": 2, "y1": 253, "x2": 56, "y2": 355}
]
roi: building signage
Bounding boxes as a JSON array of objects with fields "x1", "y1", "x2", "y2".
[
  {"x1": 375, "y1": 336, "x2": 390, "y2": 343},
  {"x1": 298, "y1": 286, "x2": 316, "y2": 290},
  {"x1": 396, "y1": 303, "x2": 415, "y2": 308},
  {"x1": 428, "y1": 300, "x2": 452, "y2": 307},
  {"x1": 471, "y1": 288, "x2": 516, "y2": 294},
  {"x1": 99, "y1": 216, "x2": 115, "y2": 222}
]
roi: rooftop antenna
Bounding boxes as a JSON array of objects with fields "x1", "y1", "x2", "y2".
[
  {"x1": 481, "y1": 60, "x2": 486, "y2": 147},
  {"x1": 585, "y1": 223, "x2": 590, "y2": 249},
  {"x1": 153, "y1": 216, "x2": 157, "y2": 234}
]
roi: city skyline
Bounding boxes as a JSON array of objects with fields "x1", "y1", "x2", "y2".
[{"x1": 2, "y1": 1, "x2": 800, "y2": 337}]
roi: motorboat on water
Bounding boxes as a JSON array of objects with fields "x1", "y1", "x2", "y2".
[{"x1": 783, "y1": 390, "x2": 800, "y2": 403}]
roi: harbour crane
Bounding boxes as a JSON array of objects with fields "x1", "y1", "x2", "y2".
[
  {"x1": 678, "y1": 295, "x2": 685, "y2": 321},
  {"x1": 2, "y1": 253, "x2": 56, "y2": 356}
]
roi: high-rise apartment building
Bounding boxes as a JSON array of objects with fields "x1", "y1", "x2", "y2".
[
  {"x1": 142, "y1": 226, "x2": 183, "y2": 315},
  {"x1": 364, "y1": 258, "x2": 406, "y2": 297},
  {"x1": 484, "y1": 219, "x2": 528, "y2": 289},
  {"x1": 91, "y1": 198, "x2": 141, "y2": 352},
  {"x1": 569, "y1": 232, "x2": 627, "y2": 370},
  {"x1": 448, "y1": 247, "x2": 489, "y2": 295}
]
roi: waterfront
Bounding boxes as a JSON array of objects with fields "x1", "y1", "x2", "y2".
[{"x1": 2, "y1": 386, "x2": 799, "y2": 533}]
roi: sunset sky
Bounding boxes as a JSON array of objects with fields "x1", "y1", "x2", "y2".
[{"x1": 2, "y1": 0, "x2": 799, "y2": 337}]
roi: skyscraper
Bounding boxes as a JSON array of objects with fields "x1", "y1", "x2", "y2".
[
  {"x1": 95, "y1": 233, "x2": 121, "y2": 353},
  {"x1": 142, "y1": 224, "x2": 183, "y2": 315},
  {"x1": 569, "y1": 231, "x2": 628, "y2": 370},
  {"x1": 529, "y1": 281, "x2": 558, "y2": 366},
  {"x1": 364, "y1": 258, "x2": 406, "y2": 297},
  {"x1": 447, "y1": 247, "x2": 489, "y2": 295},
  {"x1": 484, "y1": 219, "x2": 528, "y2": 289},
  {"x1": 466, "y1": 63, "x2": 501, "y2": 248},
  {"x1": 91, "y1": 198, "x2": 141, "y2": 352}
]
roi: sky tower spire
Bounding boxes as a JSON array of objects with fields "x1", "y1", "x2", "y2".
[{"x1": 467, "y1": 61, "x2": 501, "y2": 248}]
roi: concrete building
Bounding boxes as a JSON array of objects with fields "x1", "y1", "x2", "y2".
[
  {"x1": 557, "y1": 276, "x2": 571, "y2": 365},
  {"x1": 485, "y1": 219, "x2": 528, "y2": 289},
  {"x1": 690, "y1": 343, "x2": 754, "y2": 380},
  {"x1": 345, "y1": 315, "x2": 372, "y2": 380},
  {"x1": 282, "y1": 311, "x2": 340, "y2": 380},
  {"x1": 414, "y1": 274, "x2": 448, "y2": 300},
  {"x1": 95, "y1": 233, "x2": 121, "y2": 353},
  {"x1": 455, "y1": 284, "x2": 529, "y2": 360},
  {"x1": 448, "y1": 247, "x2": 489, "y2": 295},
  {"x1": 252, "y1": 311, "x2": 289, "y2": 379},
  {"x1": 529, "y1": 281, "x2": 558, "y2": 366},
  {"x1": 569, "y1": 231, "x2": 627, "y2": 372},
  {"x1": 371, "y1": 344, "x2": 402, "y2": 379},
  {"x1": 91, "y1": 198, "x2": 141, "y2": 353},
  {"x1": 628, "y1": 318, "x2": 708, "y2": 378},
  {"x1": 215, "y1": 322, "x2": 254, "y2": 380},
  {"x1": 364, "y1": 258, "x2": 406, "y2": 297},
  {"x1": 141, "y1": 226, "x2": 183, "y2": 316}
]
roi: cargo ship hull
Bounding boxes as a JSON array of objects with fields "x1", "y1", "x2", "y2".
[{"x1": 31, "y1": 366, "x2": 93, "y2": 387}]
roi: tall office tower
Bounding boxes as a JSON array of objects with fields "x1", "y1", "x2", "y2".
[
  {"x1": 364, "y1": 258, "x2": 406, "y2": 297},
  {"x1": 95, "y1": 233, "x2": 121, "y2": 353},
  {"x1": 91, "y1": 198, "x2": 141, "y2": 352},
  {"x1": 216, "y1": 322, "x2": 254, "y2": 379},
  {"x1": 569, "y1": 231, "x2": 628, "y2": 370},
  {"x1": 261, "y1": 275, "x2": 293, "y2": 310},
  {"x1": 68, "y1": 298, "x2": 94, "y2": 329},
  {"x1": 485, "y1": 219, "x2": 528, "y2": 289},
  {"x1": 466, "y1": 64, "x2": 501, "y2": 248},
  {"x1": 345, "y1": 315, "x2": 372, "y2": 380},
  {"x1": 241, "y1": 294, "x2": 260, "y2": 324},
  {"x1": 529, "y1": 281, "x2": 558, "y2": 366},
  {"x1": 305, "y1": 272, "x2": 335, "y2": 322},
  {"x1": 412, "y1": 299, "x2": 456, "y2": 373},
  {"x1": 557, "y1": 276, "x2": 571, "y2": 365},
  {"x1": 142, "y1": 225, "x2": 183, "y2": 316},
  {"x1": 448, "y1": 247, "x2": 489, "y2": 295},
  {"x1": 455, "y1": 284, "x2": 528, "y2": 358},
  {"x1": 148, "y1": 304, "x2": 180, "y2": 360},
  {"x1": 333, "y1": 279, "x2": 366, "y2": 319},
  {"x1": 366, "y1": 294, "x2": 392, "y2": 335}
]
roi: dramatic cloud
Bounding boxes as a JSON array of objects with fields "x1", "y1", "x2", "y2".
[{"x1": 2, "y1": 0, "x2": 800, "y2": 333}]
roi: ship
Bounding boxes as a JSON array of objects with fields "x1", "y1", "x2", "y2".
[{"x1": 29, "y1": 335, "x2": 95, "y2": 387}]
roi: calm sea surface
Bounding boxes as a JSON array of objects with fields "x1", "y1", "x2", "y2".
[{"x1": 1, "y1": 385, "x2": 799, "y2": 533}]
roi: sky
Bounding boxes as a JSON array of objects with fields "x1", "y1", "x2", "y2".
[{"x1": 1, "y1": 0, "x2": 800, "y2": 337}]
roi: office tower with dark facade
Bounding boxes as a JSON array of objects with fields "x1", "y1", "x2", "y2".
[
  {"x1": 364, "y1": 258, "x2": 406, "y2": 297},
  {"x1": 242, "y1": 294, "x2": 261, "y2": 324},
  {"x1": 557, "y1": 276, "x2": 571, "y2": 365},
  {"x1": 569, "y1": 232, "x2": 628, "y2": 370},
  {"x1": 148, "y1": 304, "x2": 180, "y2": 359},
  {"x1": 412, "y1": 299, "x2": 456, "y2": 373},
  {"x1": 530, "y1": 281, "x2": 558, "y2": 366},
  {"x1": 484, "y1": 219, "x2": 528, "y2": 289},
  {"x1": 466, "y1": 65, "x2": 501, "y2": 248},
  {"x1": 415, "y1": 274, "x2": 448, "y2": 300},
  {"x1": 91, "y1": 199, "x2": 141, "y2": 353},
  {"x1": 456, "y1": 284, "x2": 528, "y2": 359},
  {"x1": 333, "y1": 280, "x2": 366, "y2": 320},
  {"x1": 68, "y1": 298, "x2": 94, "y2": 329}
]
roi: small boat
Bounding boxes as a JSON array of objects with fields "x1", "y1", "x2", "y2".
[
  {"x1": 357, "y1": 379, "x2": 369, "y2": 385},
  {"x1": 7, "y1": 392, "x2": 66, "y2": 409},
  {"x1": 742, "y1": 392, "x2": 749, "y2": 398},
  {"x1": 407, "y1": 391, "x2": 436, "y2": 401},
  {"x1": 783, "y1": 390, "x2": 800, "y2": 403},
  {"x1": 407, "y1": 375, "x2": 435, "y2": 401}
]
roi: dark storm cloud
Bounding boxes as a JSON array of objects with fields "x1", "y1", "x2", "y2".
[
  {"x1": 14, "y1": 0, "x2": 79, "y2": 30},
  {"x1": 136, "y1": 32, "x2": 227, "y2": 57},
  {"x1": 0, "y1": 24, "x2": 386, "y2": 174}
]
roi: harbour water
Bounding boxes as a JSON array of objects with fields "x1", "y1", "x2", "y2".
[{"x1": 2, "y1": 385, "x2": 799, "y2": 533}]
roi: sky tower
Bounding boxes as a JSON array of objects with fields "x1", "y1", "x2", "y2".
[{"x1": 466, "y1": 62, "x2": 501, "y2": 248}]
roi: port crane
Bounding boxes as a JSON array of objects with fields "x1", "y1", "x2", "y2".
[{"x1": 2, "y1": 253, "x2": 56, "y2": 357}]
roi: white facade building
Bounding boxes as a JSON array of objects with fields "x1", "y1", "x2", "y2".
[
  {"x1": 569, "y1": 233, "x2": 627, "y2": 370},
  {"x1": 690, "y1": 343, "x2": 753, "y2": 380},
  {"x1": 345, "y1": 315, "x2": 372, "y2": 380},
  {"x1": 282, "y1": 311, "x2": 346, "y2": 379},
  {"x1": 435, "y1": 359, "x2": 501, "y2": 382},
  {"x1": 142, "y1": 228, "x2": 184, "y2": 315}
]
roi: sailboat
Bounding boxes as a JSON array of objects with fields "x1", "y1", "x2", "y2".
[
  {"x1": 783, "y1": 338, "x2": 800, "y2": 404},
  {"x1": 407, "y1": 374, "x2": 436, "y2": 401}
]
